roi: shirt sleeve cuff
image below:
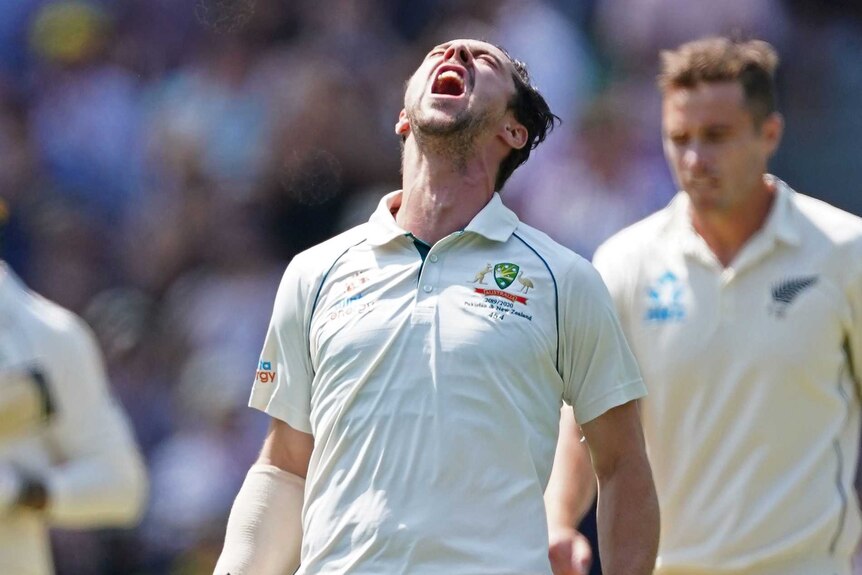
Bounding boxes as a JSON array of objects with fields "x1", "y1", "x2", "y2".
[{"x1": 574, "y1": 378, "x2": 647, "y2": 424}]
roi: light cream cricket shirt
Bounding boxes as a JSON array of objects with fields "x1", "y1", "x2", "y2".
[
  {"x1": 0, "y1": 265, "x2": 146, "y2": 575},
  {"x1": 250, "y1": 191, "x2": 645, "y2": 575},
  {"x1": 594, "y1": 177, "x2": 862, "y2": 575}
]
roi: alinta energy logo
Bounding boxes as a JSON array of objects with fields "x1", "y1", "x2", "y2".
[
  {"x1": 255, "y1": 360, "x2": 276, "y2": 384},
  {"x1": 471, "y1": 262, "x2": 535, "y2": 304},
  {"x1": 328, "y1": 272, "x2": 375, "y2": 321},
  {"x1": 341, "y1": 272, "x2": 369, "y2": 297}
]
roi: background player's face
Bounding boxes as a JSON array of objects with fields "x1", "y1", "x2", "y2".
[
  {"x1": 399, "y1": 39, "x2": 518, "y2": 140},
  {"x1": 661, "y1": 81, "x2": 782, "y2": 215}
]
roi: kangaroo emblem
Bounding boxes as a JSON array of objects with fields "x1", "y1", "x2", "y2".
[
  {"x1": 516, "y1": 270, "x2": 534, "y2": 293},
  {"x1": 472, "y1": 263, "x2": 492, "y2": 284}
]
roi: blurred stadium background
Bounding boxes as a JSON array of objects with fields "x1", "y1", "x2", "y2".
[{"x1": 0, "y1": 0, "x2": 860, "y2": 573}]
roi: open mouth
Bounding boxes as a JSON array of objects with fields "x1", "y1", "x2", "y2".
[{"x1": 431, "y1": 67, "x2": 466, "y2": 96}]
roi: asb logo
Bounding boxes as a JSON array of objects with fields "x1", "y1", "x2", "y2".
[
  {"x1": 255, "y1": 360, "x2": 276, "y2": 384},
  {"x1": 644, "y1": 271, "x2": 686, "y2": 323},
  {"x1": 494, "y1": 263, "x2": 519, "y2": 289}
]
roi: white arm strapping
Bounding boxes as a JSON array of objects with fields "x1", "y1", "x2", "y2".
[{"x1": 213, "y1": 463, "x2": 305, "y2": 575}]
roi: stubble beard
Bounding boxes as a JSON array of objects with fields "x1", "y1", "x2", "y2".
[{"x1": 406, "y1": 103, "x2": 492, "y2": 173}]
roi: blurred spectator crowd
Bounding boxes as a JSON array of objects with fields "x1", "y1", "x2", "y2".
[{"x1": 0, "y1": 0, "x2": 859, "y2": 573}]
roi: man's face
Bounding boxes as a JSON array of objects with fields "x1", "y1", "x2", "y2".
[
  {"x1": 661, "y1": 81, "x2": 781, "y2": 215},
  {"x1": 399, "y1": 39, "x2": 518, "y2": 139}
]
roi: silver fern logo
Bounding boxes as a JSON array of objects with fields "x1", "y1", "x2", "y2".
[{"x1": 770, "y1": 275, "x2": 818, "y2": 317}]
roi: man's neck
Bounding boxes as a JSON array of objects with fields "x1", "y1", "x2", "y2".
[
  {"x1": 690, "y1": 178, "x2": 776, "y2": 267},
  {"x1": 395, "y1": 139, "x2": 500, "y2": 245}
]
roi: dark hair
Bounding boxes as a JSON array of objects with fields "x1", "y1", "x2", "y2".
[
  {"x1": 658, "y1": 36, "x2": 779, "y2": 127},
  {"x1": 495, "y1": 48, "x2": 560, "y2": 191}
]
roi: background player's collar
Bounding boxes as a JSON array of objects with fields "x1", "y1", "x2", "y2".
[
  {"x1": 666, "y1": 175, "x2": 801, "y2": 264},
  {"x1": 761, "y1": 175, "x2": 801, "y2": 248}
]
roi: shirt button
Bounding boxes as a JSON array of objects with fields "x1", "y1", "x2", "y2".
[
  {"x1": 423, "y1": 285, "x2": 433, "y2": 293},
  {"x1": 429, "y1": 254, "x2": 438, "y2": 263}
]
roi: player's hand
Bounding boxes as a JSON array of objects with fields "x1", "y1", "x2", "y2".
[
  {"x1": 0, "y1": 465, "x2": 22, "y2": 514},
  {"x1": 548, "y1": 526, "x2": 592, "y2": 575}
]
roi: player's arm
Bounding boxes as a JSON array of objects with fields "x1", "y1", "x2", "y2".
[
  {"x1": 3, "y1": 317, "x2": 149, "y2": 526},
  {"x1": 545, "y1": 406, "x2": 596, "y2": 575},
  {"x1": 580, "y1": 400, "x2": 658, "y2": 575},
  {"x1": 0, "y1": 366, "x2": 54, "y2": 512},
  {"x1": 214, "y1": 254, "x2": 317, "y2": 574},
  {"x1": 213, "y1": 418, "x2": 313, "y2": 575}
]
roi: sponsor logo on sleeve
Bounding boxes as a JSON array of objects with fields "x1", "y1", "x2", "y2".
[{"x1": 255, "y1": 360, "x2": 276, "y2": 383}]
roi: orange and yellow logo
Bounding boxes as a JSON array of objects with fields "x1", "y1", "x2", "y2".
[{"x1": 255, "y1": 360, "x2": 276, "y2": 383}]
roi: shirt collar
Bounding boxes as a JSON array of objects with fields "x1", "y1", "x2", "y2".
[
  {"x1": 463, "y1": 192, "x2": 520, "y2": 242},
  {"x1": 762, "y1": 175, "x2": 801, "y2": 247},
  {"x1": 367, "y1": 191, "x2": 408, "y2": 246},
  {"x1": 366, "y1": 190, "x2": 520, "y2": 246},
  {"x1": 663, "y1": 174, "x2": 801, "y2": 259}
]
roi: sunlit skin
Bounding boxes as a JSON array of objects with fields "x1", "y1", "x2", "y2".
[
  {"x1": 661, "y1": 81, "x2": 783, "y2": 266},
  {"x1": 393, "y1": 39, "x2": 528, "y2": 245},
  {"x1": 402, "y1": 40, "x2": 513, "y2": 137}
]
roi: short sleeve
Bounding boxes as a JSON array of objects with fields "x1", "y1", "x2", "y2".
[
  {"x1": 847, "y1": 241, "x2": 862, "y2": 392},
  {"x1": 558, "y1": 261, "x2": 645, "y2": 424},
  {"x1": 42, "y1": 314, "x2": 147, "y2": 526},
  {"x1": 249, "y1": 257, "x2": 316, "y2": 434},
  {"x1": 46, "y1": 316, "x2": 139, "y2": 456},
  {"x1": 592, "y1": 241, "x2": 631, "y2": 325}
]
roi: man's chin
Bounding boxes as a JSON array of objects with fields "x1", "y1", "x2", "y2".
[
  {"x1": 686, "y1": 190, "x2": 726, "y2": 213},
  {"x1": 413, "y1": 114, "x2": 472, "y2": 137},
  {"x1": 406, "y1": 104, "x2": 489, "y2": 145}
]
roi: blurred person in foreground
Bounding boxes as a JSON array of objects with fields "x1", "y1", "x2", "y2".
[
  {"x1": 559, "y1": 36, "x2": 862, "y2": 574},
  {"x1": 214, "y1": 38, "x2": 658, "y2": 575},
  {"x1": 0, "y1": 204, "x2": 148, "y2": 575}
]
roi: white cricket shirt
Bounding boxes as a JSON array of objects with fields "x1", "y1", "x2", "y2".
[
  {"x1": 594, "y1": 177, "x2": 862, "y2": 575},
  {"x1": 0, "y1": 264, "x2": 147, "y2": 575},
  {"x1": 250, "y1": 191, "x2": 645, "y2": 574}
]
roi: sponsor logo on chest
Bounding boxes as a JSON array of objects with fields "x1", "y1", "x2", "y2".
[
  {"x1": 468, "y1": 261, "x2": 537, "y2": 321},
  {"x1": 329, "y1": 272, "x2": 377, "y2": 321},
  {"x1": 769, "y1": 275, "x2": 818, "y2": 318},
  {"x1": 644, "y1": 271, "x2": 686, "y2": 323}
]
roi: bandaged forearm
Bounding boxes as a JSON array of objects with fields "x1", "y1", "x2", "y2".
[{"x1": 214, "y1": 464, "x2": 305, "y2": 575}]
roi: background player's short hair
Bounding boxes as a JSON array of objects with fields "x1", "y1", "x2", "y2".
[{"x1": 658, "y1": 36, "x2": 779, "y2": 127}]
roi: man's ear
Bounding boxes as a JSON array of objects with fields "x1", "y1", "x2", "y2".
[
  {"x1": 500, "y1": 120, "x2": 528, "y2": 150},
  {"x1": 761, "y1": 111, "x2": 784, "y2": 158},
  {"x1": 395, "y1": 109, "x2": 410, "y2": 136}
]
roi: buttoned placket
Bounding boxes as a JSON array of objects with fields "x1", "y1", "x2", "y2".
[{"x1": 412, "y1": 233, "x2": 459, "y2": 324}]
